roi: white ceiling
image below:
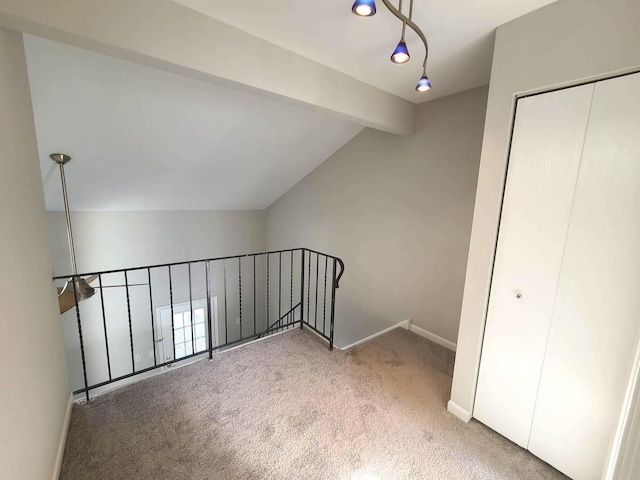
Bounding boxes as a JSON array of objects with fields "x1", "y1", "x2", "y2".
[
  {"x1": 25, "y1": 35, "x2": 363, "y2": 211},
  {"x1": 24, "y1": 1, "x2": 557, "y2": 212},
  {"x1": 172, "y1": 0, "x2": 556, "y2": 103}
]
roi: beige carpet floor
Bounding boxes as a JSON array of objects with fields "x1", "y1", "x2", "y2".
[{"x1": 60, "y1": 328, "x2": 567, "y2": 479}]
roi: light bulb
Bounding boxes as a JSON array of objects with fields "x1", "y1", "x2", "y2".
[
  {"x1": 415, "y1": 75, "x2": 432, "y2": 92},
  {"x1": 352, "y1": 0, "x2": 376, "y2": 17},
  {"x1": 390, "y1": 41, "x2": 410, "y2": 64}
]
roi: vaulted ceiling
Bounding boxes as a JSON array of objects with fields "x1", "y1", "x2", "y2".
[
  {"x1": 173, "y1": 0, "x2": 557, "y2": 103},
  {"x1": 8, "y1": 0, "x2": 557, "y2": 211},
  {"x1": 25, "y1": 35, "x2": 363, "y2": 211}
]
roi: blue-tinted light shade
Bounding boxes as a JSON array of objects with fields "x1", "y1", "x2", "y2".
[
  {"x1": 416, "y1": 75, "x2": 432, "y2": 92},
  {"x1": 352, "y1": 0, "x2": 376, "y2": 16},
  {"x1": 390, "y1": 41, "x2": 410, "y2": 64}
]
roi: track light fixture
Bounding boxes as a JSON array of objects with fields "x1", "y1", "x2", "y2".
[{"x1": 351, "y1": 0, "x2": 431, "y2": 93}]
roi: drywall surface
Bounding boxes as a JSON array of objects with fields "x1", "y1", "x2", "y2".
[
  {"x1": 25, "y1": 34, "x2": 364, "y2": 212},
  {"x1": 47, "y1": 210, "x2": 266, "y2": 275},
  {"x1": 47, "y1": 210, "x2": 267, "y2": 394},
  {"x1": 451, "y1": 0, "x2": 640, "y2": 418},
  {"x1": 0, "y1": 28, "x2": 70, "y2": 479},
  {"x1": 266, "y1": 87, "x2": 488, "y2": 348}
]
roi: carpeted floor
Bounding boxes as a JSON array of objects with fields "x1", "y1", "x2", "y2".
[{"x1": 60, "y1": 328, "x2": 567, "y2": 479}]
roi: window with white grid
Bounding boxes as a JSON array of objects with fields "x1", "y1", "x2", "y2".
[{"x1": 172, "y1": 307, "x2": 207, "y2": 359}]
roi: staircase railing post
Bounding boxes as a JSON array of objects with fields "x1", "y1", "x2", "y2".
[
  {"x1": 330, "y1": 258, "x2": 337, "y2": 351},
  {"x1": 71, "y1": 278, "x2": 90, "y2": 402},
  {"x1": 300, "y1": 249, "x2": 305, "y2": 329},
  {"x1": 206, "y1": 260, "x2": 213, "y2": 360}
]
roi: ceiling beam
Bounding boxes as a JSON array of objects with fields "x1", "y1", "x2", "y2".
[{"x1": 0, "y1": 0, "x2": 416, "y2": 135}]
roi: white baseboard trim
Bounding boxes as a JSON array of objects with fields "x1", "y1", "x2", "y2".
[
  {"x1": 407, "y1": 322, "x2": 457, "y2": 352},
  {"x1": 52, "y1": 392, "x2": 73, "y2": 480},
  {"x1": 447, "y1": 400, "x2": 472, "y2": 423},
  {"x1": 338, "y1": 319, "x2": 410, "y2": 351},
  {"x1": 332, "y1": 319, "x2": 457, "y2": 352}
]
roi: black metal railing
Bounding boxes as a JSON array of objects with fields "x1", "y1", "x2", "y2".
[
  {"x1": 53, "y1": 248, "x2": 344, "y2": 401},
  {"x1": 260, "y1": 302, "x2": 301, "y2": 338}
]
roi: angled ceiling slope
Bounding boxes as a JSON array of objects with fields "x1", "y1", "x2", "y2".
[
  {"x1": 25, "y1": 35, "x2": 364, "y2": 211},
  {"x1": 0, "y1": 0, "x2": 415, "y2": 135},
  {"x1": 173, "y1": 0, "x2": 557, "y2": 103}
]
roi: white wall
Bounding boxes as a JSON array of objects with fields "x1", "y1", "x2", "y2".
[
  {"x1": 266, "y1": 86, "x2": 488, "y2": 348},
  {"x1": 451, "y1": 0, "x2": 640, "y2": 419},
  {"x1": 0, "y1": 28, "x2": 70, "y2": 480},
  {"x1": 47, "y1": 210, "x2": 267, "y2": 394},
  {"x1": 47, "y1": 210, "x2": 266, "y2": 274}
]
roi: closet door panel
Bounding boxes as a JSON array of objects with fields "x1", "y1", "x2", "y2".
[
  {"x1": 474, "y1": 84, "x2": 594, "y2": 446},
  {"x1": 528, "y1": 72, "x2": 640, "y2": 480}
]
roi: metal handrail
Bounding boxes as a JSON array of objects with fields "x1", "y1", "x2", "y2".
[
  {"x1": 303, "y1": 248, "x2": 345, "y2": 289},
  {"x1": 53, "y1": 247, "x2": 345, "y2": 288}
]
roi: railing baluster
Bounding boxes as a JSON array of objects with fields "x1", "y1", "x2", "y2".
[
  {"x1": 330, "y1": 258, "x2": 337, "y2": 351},
  {"x1": 266, "y1": 253, "x2": 270, "y2": 332},
  {"x1": 307, "y1": 250, "x2": 311, "y2": 327},
  {"x1": 169, "y1": 265, "x2": 176, "y2": 361},
  {"x1": 98, "y1": 274, "x2": 112, "y2": 380},
  {"x1": 323, "y1": 256, "x2": 328, "y2": 337},
  {"x1": 290, "y1": 250, "x2": 293, "y2": 330},
  {"x1": 205, "y1": 261, "x2": 213, "y2": 360},
  {"x1": 315, "y1": 253, "x2": 319, "y2": 329},
  {"x1": 146, "y1": 269, "x2": 157, "y2": 367},
  {"x1": 300, "y1": 250, "x2": 305, "y2": 329},
  {"x1": 238, "y1": 257, "x2": 243, "y2": 340},
  {"x1": 253, "y1": 255, "x2": 256, "y2": 337},
  {"x1": 278, "y1": 252, "x2": 282, "y2": 322},
  {"x1": 71, "y1": 278, "x2": 90, "y2": 402},
  {"x1": 223, "y1": 259, "x2": 228, "y2": 345},
  {"x1": 188, "y1": 263, "x2": 195, "y2": 354},
  {"x1": 124, "y1": 271, "x2": 135, "y2": 373}
]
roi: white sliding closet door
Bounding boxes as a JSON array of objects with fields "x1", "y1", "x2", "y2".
[
  {"x1": 474, "y1": 84, "x2": 595, "y2": 447},
  {"x1": 528, "y1": 73, "x2": 640, "y2": 480}
]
